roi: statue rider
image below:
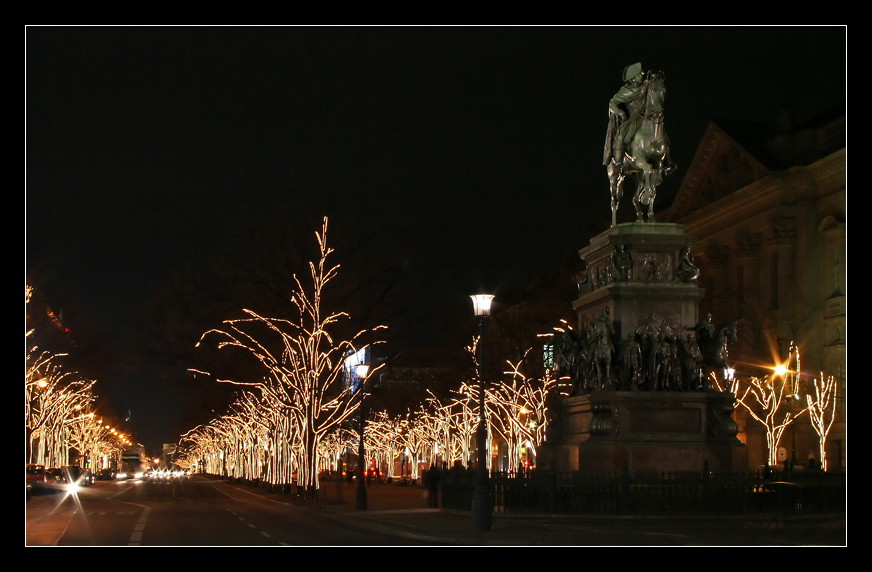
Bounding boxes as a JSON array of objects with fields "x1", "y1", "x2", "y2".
[
  {"x1": 688, "y1": 313, "x2": 715, "y2": 358},
  {"x1": 603, "y1": 62, "x2": 648, "y2": 168}
]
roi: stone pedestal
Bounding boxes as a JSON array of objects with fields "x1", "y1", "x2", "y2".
[
  {"x1": 541, "y1": 391, "x2": 746, "y2": 472},
  {"x1": 538, "y1": 396, "x2": 592, "y2": 472},
  {"x1": 579, "y1": 390, "x2": 746, "y2": 472},
  {"x1": 574, "y1": 222, "x2": 703, "y2": 340},
  {"x1": 543, "y1": 222, "x2": 748, "y2": 473}
]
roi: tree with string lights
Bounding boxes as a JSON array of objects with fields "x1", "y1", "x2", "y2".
[
  {"x1": 806, "y1": 372, "x2": 839, "y2": 471},
  {"x1": 193, "y1": 218, "x2": 386, "y2": 497},
  {"x1": 495, "y1": 353, "x2": 553, "y2": 471},
  {"x1": 26, "y1": 343, "x2": 96, "y2": 466},
  {"x1": 27, "y1": 285, "x2": 112, "y2": 469},
  {"x1": 362, "y1": 411, "x2": 401, "y2": 478},
  {"x1": 734, "y1": 342, "x2": 807, "y2": 467}
]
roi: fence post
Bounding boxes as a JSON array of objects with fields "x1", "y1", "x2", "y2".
[
  {"x1": 701, "y1": 459, "x2": 712, "y2": 515},
  {"x1": 547, "y1": 469, "x2": 557, "y2": 515},
  {"x1": 619, "y1": 459, "x2": 630, "y2": 516}
]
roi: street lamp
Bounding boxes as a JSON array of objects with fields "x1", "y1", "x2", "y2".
[
  {"x1": 782, "y1": 366, "x2": 803, "y2": 466},
  {"x1": 355, "y1": 362, "x2": 370, "y2": 510},
  {"x1": 470, "y1": 293, "x2": 494, "y2": 531},
  {"x1": 772, "y1": 359, "x2": 801, "y2": 465}
]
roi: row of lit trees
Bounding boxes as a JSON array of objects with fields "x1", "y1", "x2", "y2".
[
  {"x1": 26, "y1": 286, "x2": 126, "y2": 470},
  {"x1": 176, "y1": 218, "x2": 559, "y2": 489},
  {"x1": 176, "y1": 215, "x2": 841, "y2": 484},
  {"x1": 184, "y1": 219, "x2": 385, "y2": 496},
  {"x1": 717, "y1": 342, "x2": 840, "y2": 470},
  {"x1": 177, "y1": 341, "x2": 556, "y2": 484}
]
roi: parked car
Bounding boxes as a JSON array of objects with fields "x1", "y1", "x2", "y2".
[
  {"x1": 41, "y1": 468, "x2": 66, "y2": 492},
  {"x1": 77, "y1": 467, "x2": 94, "y2": 486},
  {"x1": 95, "y1": 468, "x2": 116, "y2": 481},
  {"x1": 26, "y1": 464, "x2": 46, "y2": 486},
  {"x1": 42, "y1": 466, "x2": 92, "y2": 491},
  {"x1": 62, "y1": 466, "x2": 93, "y2": 486}
]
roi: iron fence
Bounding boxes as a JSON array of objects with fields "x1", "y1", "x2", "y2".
[{"x1": 441, "y1": 464, "x2": 845, "y2": 517}]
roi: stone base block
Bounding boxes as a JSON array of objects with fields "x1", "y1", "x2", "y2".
[{"x1": 578, "y1": 441, "x2": 748, "y2": 472}]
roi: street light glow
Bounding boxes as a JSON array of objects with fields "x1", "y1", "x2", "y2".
[{"x1": 470, "y1": 294, "x2": 494, "y2": 317}]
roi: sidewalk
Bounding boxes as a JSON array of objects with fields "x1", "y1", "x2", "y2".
[{"x1": 218, "y1": 477, "x2": 847, "y2": 546}]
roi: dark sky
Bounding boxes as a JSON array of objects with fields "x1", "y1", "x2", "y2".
[{"x1": 25, "y1": 26, "x2": 846, "y2": 452}]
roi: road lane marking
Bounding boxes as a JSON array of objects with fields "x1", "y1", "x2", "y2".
[{"x1": 128, "y1": 507, "x2": 150, "y2": 546}]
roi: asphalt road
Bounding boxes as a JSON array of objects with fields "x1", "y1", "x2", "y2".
[
  {"x1": 25, "y1": 475, "x2": 438, "y2": 546},
  {"x1": 25, "y1": 474, "x2": 846, "y2": 546}
]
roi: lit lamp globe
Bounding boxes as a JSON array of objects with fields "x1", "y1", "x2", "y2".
[
  {"x1": 470, "y1": 294, "x2": 494, "y2": 317},
  {"x1": 355, "y1": 363, "x2": 370, "y2": 381}
]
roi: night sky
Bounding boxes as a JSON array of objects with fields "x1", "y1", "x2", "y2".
[{"x1": 25, "y1": 26, "x2": 846, "y2": 452}]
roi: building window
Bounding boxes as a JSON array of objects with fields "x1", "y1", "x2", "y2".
[{"x1": 543, "y1": 343, "x2": 554, "y2": 369}]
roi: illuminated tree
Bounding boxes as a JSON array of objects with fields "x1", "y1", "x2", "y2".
[
  {"x1": 320, "y1": 426, "x2": 356, "y2": 474},
  {"x1": 497, "y1": 354, "x2": 552, "y2": 467},
  {"x1": 451, "y1": 380, "x2": 490, "y2": 469},
  {"x1": 421, "y1": 392, "x2": 467, "y2": 466},
  {"x1": 194, "y1": 218, "x2": 386, "y2": 495},
  {"x1": 418, "y1": 393, "x2": 457, "y2": 467},
  {"x1": 27, "y1": 285, "x2": 103, "y2": 467},
  {"x1": 734, "y1": 342, "x2": 807, "y2": 466},
  {"x1": 363, "y1": 411, "x2": 402, "y2": 477},
  {"x1": 26, "y1": 344, "x2": 95, "y2": 466},
  {"x1": 393, "y1": 413, "x2": 428, "y2": 479},
  {"x1": 806, "y1": 372, "x2": 839, "y2": 470},
  {"x1": 90, "y1": 429, "x2": 124, "y2": 472},
  {"x1": 447, "y1": 385, "x2": 479, "y2": 467},
  {"x1": 67, "y1": 409, "x2": 118, "y2": 471}
]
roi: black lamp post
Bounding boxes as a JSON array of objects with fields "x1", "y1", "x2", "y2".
[
  {"x1": 355, "y1": 362, "x2": 370, "y2": 510},
  {"x1": 470, "y1": 294, "x2": 494, "y2": 531},
  {"x1": 775, "y1": 361, "x2": 800, "y2": 465}
]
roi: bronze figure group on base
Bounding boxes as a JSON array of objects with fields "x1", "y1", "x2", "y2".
[{"x1": 552, "y1": 310, "x2": 736, "y2": 397}]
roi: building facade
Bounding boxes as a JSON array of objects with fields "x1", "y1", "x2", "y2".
[{"x1": 659, "y1": 110, "x2": 845, "y2": 469}]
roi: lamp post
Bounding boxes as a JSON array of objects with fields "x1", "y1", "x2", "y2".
[
  {"x1": 355, "y1": 362, "x2": 370, "y2": 510},
  {"x1": 775, "y1": 362, "x2": 800, "y2": 465},
  {"x1": 336, "y1": 450, "x2": 342, "y2": 502},
  {"x1": 787, "y1": 368, "x2": 801, "y2": 466},
  {"x1": 470, "y1": 294, "x2": 494, "y2": 531}
]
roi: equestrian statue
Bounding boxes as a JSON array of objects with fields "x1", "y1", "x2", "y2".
[{"x1": 604, "y1": 63, "x2": 676, "y2": 226}]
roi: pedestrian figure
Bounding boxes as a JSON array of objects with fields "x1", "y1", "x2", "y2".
[{"x1": 425, "y1": 463, "x2": 441, "y2": 508}]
